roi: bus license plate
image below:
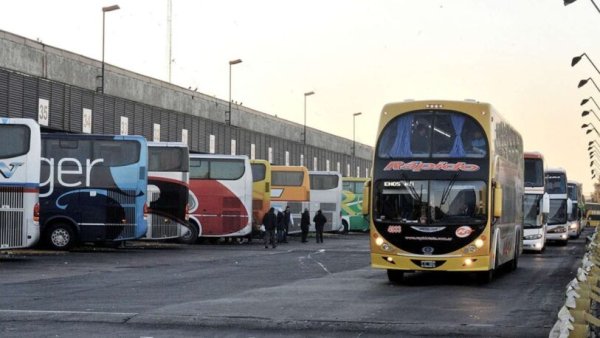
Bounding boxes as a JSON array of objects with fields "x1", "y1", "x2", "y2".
[{"x1": 421, "y1": 260, "x2": 436, "y2": 268}]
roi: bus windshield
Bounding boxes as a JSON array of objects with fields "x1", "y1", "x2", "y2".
[
  {"x1": 548, "y1": 199, "x2": 567, "y2": 225},
  {"x1": 545, "y1": 174, "x2": 566, "y2": 194},
  {"x1": 374, "y1": 180, "x2": 487, "y2": 225},
  {"x1": 377, "y1": 111, "x2": 487, "y2": 159},
  {"x1": 523, "y1": 194, "x2": 542, "y2": 228},
  {"x1": 524, "y1": 158, "x2": 544, "y2": 187}
]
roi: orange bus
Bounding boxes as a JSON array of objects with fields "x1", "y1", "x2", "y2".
[{"x1": 270, "y1": 165, "x2": 310, "y2": 234}]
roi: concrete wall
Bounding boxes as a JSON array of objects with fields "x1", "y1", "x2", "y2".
[{"x1": 0, "y1": 29, "x2": 373, "y2": 161}]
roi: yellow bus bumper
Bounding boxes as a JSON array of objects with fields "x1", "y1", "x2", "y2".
[{"x1": 371, "y1": 253, "x2": 492, "y2": 272}]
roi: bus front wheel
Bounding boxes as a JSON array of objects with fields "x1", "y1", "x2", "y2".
[
  {"x1": 46, "y1": 223, "x2": 75, "y2": 250},
  {"x1": 387, "y1": 269, "x2": 404, "y2": 284}
]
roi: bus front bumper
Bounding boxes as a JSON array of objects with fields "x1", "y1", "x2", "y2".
[{"x1": 371, "y1": 253, "x2": 491, "y2": 272}]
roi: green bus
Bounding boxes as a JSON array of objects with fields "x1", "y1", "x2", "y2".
[{"x1": 341, "y1": 177, "x2": 370, "y2": 232}]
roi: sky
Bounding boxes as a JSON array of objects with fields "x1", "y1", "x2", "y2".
[{"x1": 1, "y1": 0, "x2": 599, "y2": 195}]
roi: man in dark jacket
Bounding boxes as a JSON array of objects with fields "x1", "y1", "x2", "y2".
[
  {"x1": 276, "y1": 208, "x2": 285, "y2": 244},
  {"x1": 300, "y1": 208, "x2": 310, "y2": 243},
  {"x1": 282, "y1": 206, "x2": 292, "y2": 243},
  {"x1": 313, "y1": 209, "x2": 327, "y2": 243},
  {"x1": 262, "y1": 207, "x2": 277, "y2": 249}
]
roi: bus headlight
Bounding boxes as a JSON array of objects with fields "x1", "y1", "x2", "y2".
[
  {"x1": 524, "y1": 234, "x2": 542, "y2": 240},
  {"x1": 464, "y1": 258, "x2": 473, "y2": 266},
  {"x1": 474, "y1": 239, "x2": 484, "y2": 248},
  {"x1": 375, "y1": 237, "x2": 384, "y2": 246},
  {"x1": 569, "y1": 223, "x2": 578, "y2": 229}
]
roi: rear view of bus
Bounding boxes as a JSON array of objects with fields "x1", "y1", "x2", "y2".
[
  {"x1": 188, "y1": 154, "x2": 252, "y2": 239},
  {"x1": 341, "y1": 177, "x2": 370, "y2": 232},
  {"x1": 146, "y1": 142, "x2": 197, "y2": 243},
  {"x1": 40, "y1": 134, "x2": 148, "y2": 250},
  {"x1": 250, "y1": 160, "x2": 271, "y2": 236},
  {"x1": 270, "y1": 165, "x2": 310, "y2": 234},
  {"x1": 544, "y1": 168, "x2": 570, "y2": 245},
  {"x1": 309, "y1": 171, "x2": 343, "y2": 232},
  {"x1": 0, "y1": 118, "x2": 40, "y2": 250},
  {"x1": 522, "y1": 152, "x2": 548, "y2": 252}
]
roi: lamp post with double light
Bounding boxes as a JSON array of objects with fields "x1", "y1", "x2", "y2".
[
  {"x1": 227, "y1": 59, "x2": 242, "y2": 125},
  {"x1": 303, "y1": 91, "x2": 315, "y2": 145}
]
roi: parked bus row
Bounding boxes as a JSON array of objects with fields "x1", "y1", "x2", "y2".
[
  {"x1": 0, "y1": 118, "x2": 369, "y2": 251},
  {"x1": 363, "y1": 100, "x2": 585, "y2": 284}
]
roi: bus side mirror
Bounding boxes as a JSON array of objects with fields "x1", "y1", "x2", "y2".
[
  {"x1": 567, "y1": 198, "x2": 573, "y2": 215},
  {"x1": 362, "y1": 180, "x2": 371, "y2": 216},
  {"x1": 493, "y1": 185, "x2": 503, "y2": 218},
  {"x1": 542, "y1": 193, "x2": 550, "y2": 214}
]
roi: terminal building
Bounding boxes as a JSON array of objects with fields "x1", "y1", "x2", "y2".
[{"x1": 0, "y1": 29, "x2": 373, "y2": 177}]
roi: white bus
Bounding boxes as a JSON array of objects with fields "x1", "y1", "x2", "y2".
[
  {"x1": 544, "y1": 167, "x2": 571, "y2": 245},
  {"x1": 145, "y1": 142, "x2": 197, "y2": 243},
  {"x1": 522, "y1": 152, "x2": 549, "y2": 252},
  {"x1": 567, "y1": 180, "x2": 583, "y2": 238},
  {"x1": 0, "y1": 118, "x2": 41, "y2": 250},
  {"x1": 188, "y1": 154, "x2": 252, "y2": 240},
  {"x1": 309, "y1": 171, "x2": 343, "y2": 232}
]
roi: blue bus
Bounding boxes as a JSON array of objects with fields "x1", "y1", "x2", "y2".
[{"x1": 39, "y1": 134, "x2": 148, "y2": 249}]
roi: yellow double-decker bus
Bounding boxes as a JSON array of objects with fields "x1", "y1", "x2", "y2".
[
  {"x1": 270, "y1": 165, "x2": 310, "y2": 234},
  {"x1": 250, "y1": 160, "x2": 271, "y2": 236},
  {"x1": 366, "y1": 100, "x2": 523, "y2": 283}
]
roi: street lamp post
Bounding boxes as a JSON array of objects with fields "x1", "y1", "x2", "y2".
[
  {"x1": 578, "y1": 77, "x2": 600, "y2": 94},
  {"x1": 227, "y1": 59, "x2": 242, "y2": 125},
  {"x1": 564, "y1": 0, "x2": 600, "y2": 14},
  {"x1": 100, "y1": 4, "x2": 120, "y2": 94},
  {"x1": 352, "y1": 112, "x2": 362, "y2": 157},
  {"x1": 303, "y1": 91, "x2": 315, "y2": 144}
]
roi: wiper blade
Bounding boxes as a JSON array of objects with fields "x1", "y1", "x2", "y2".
[{"x1": 440, "y1": 172, "x2": 460, "y2": 205}]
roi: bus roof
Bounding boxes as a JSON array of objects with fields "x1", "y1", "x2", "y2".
[
  {"x1": 545, "y1": 167, "x2": 566, "y2": 174},
  {"x1": 309, "y1": 170, "x2": 341, "y2": 176},
  {"x1": 189, "y1": 154, "x2": 249, "y2": 160},
  {"x1": 342, "y1": 177, "x2": 370, "y2": 182},
  {"x1": 524, "y1": 151, "x2": 544, "y2": 160},
  {"x1": 271, "y1": 165, "x2": 308, "y2": 173},
  {"x1": 148, "y1": 141, "x2": 187, "y2": 148}
]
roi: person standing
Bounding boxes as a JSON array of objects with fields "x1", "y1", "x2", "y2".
[
  {"x1": 313, "y1": 209, "x2": 327, "y2": 244},
  {"x1": 282, "y1": 206, "x2": 292, "y2": 243},
  {"x1": 262, "y1": 207, "x2": 277, "y2": 249},
  {"x1": 300, "y1": 208, "x2": 310, "y2": 243},
  {"x1": 276, "y1": 208, "x2": 285, "y2": 243}
]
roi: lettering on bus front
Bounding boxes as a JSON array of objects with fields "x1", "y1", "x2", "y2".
[{"x1": 383, "y1": 161, "x2": 480, "y2": 172}]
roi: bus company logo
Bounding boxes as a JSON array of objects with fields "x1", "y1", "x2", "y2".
[
  {"x1": 383, "y1": 161, "x2": 480, "y2": 172},
  {"x1": 422, "y1": 246, "x2": 435, "y2": 254},
  {"x1": 387, "y1": 225, "x2": 402, "y2": 234},
  {"x1": 0, "y1": 162, "x2": 24, "y2": 179},
  {"x1": 455, "y1": 226, "x2": 473, "y2": 238}
]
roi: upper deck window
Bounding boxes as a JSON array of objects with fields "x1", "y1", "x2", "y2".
[
  {"x1": 377, "y1": 111, "x2": 487, "y2": 159},
  {"x1": 524, "y1": 158, "x2": 544, "y2": 187},
  {"x1": 310, "y1": 174, "x2": 339, "y2": 190},
  {"x1": 545, "y1": 173, "x2": 566, "y2": 194}
]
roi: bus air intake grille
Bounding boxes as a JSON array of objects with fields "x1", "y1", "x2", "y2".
[
  {"x1": 0, "y1": 187, "x2": 25, "y2": 248},
  {"x1": 149, "y1": 214, "x2": 181, "y2": 239}
]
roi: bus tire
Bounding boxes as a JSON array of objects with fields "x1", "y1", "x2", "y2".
[
  {"x1": 178, "y1": 223, "x2": 199, "y2": 245},
  {"x1": 387, "y1": 269, "x2": 404, "y2": 284},
  {"x1": 46, "y1": 222, "x2": 76, "y2": 250}
]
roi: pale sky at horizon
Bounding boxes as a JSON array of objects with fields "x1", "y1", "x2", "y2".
[{"x1": 1, "y1": 0, "x2": 599, "y2": 195}]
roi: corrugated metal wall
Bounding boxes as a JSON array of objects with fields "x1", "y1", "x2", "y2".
[{"x1": 0, "y1": 67, "x2": 371, "y2": 177}]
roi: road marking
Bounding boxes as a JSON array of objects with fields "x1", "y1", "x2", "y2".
[
  {"x1": 0, "y1": 309, "x2": 138, "y2": 316},
  {"x1": 307, "y1": 249, "x2": 331, "y2": 274}
]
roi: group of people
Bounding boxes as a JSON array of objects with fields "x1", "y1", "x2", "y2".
[{"x1": 262, "y1": 206, "x2": 327, "y2": 248}]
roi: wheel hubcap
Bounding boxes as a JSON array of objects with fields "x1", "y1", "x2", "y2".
[{"x1": 51, "y1": 228, "x2": 70, "y2": 247}]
